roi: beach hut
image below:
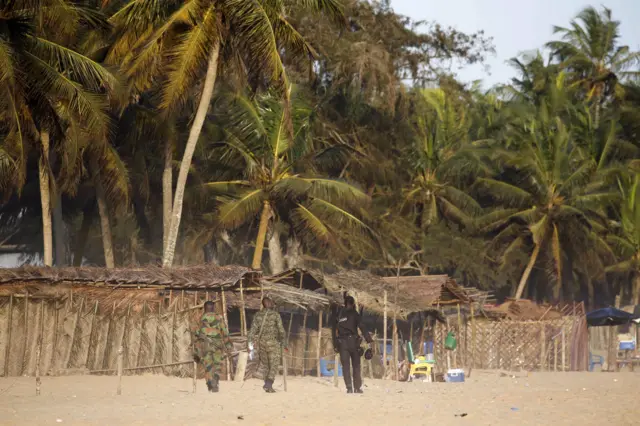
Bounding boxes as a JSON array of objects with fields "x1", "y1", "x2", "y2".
[{"x1": 0, "y1": 265, "x2": 330, "y2": 379}]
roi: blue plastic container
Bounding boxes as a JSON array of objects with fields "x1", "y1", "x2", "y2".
[
  {"x1": 319, "y1": 359, "x2": 343, "y2": 377},
  {"x1": 446, "y1": 369, "x2": 465, "y2": 383},
  {"x1": 619, "y1": 340, "x2": 636, "y2": 351}
]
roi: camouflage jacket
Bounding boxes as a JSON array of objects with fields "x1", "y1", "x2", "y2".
[
  {"x1": 195, "y1": 312, "x2": 233, "y2": 354},
  {"x1": 248, "y1": 309, "x2": 285, "y2": 346}
]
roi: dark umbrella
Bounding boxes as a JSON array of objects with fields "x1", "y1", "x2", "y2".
[{"x1": 586, "y1": 307, "x2": 640, "y2": 327}]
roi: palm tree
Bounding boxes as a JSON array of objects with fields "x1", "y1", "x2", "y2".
[
  {"x1": 203, "y1": 88, "x2": 372, "y2": 270},
  {"x1": 0, "y1": 1, "x2": 119, "y2": 266},
  {"x1": 546, "y1": 6, "x2": 640, "y2": 128},
  {"x1": 106, "y1": 0, "x2": 345, "y2": 267},
  {"x1": 402, "y1": 88, "x2": 481, "y2": 231},
  {"x1": 606, "y1": 173, "x2": 640, "y2": 304},
  {"x1": 473, "y1": 86, "x2": 615, "y2": 300}
]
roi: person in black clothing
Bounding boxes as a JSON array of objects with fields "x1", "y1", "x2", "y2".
[{"x1": 332, "y1": 296, "x2": 373, "y2": 393}]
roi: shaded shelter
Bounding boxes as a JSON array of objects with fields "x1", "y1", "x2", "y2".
[{"x1": 586, "y1": 307, "x2": 640, "y2": 327}]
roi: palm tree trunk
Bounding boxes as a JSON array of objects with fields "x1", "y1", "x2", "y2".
[
  {"x1": 91, "y1": 158, "x2": 115, "y2": 268},
  {"x1": 251, "y1": 201, "x2": 272, "y2": 270},
  {"x1": 39, "y1": 131, "x2": 53, "y2": 267},
  {"x1": 53, "y1": 191, "x2": 67, "y2": 266},
  {"x1": 514, "y1": 243, "x2": 542, "y2": 299},
  {"x1": 162, "y1": 39, "x2": 221, "y2": 268},
  {"x1": 162, "y1": 136, "x2": 173, "y2": 254},
  {"x1": 632, "y1": 273, "x2": 640, "y2": 305},
  {"x1": 73, "y1": 201, "x2": 94, "y2": 266},
  {"x1": 267, "y1": 228, "x2": 284, "y2": 274}
]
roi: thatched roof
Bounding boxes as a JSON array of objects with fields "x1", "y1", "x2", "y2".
[
  {"x1": 0, "y1": 265, "x2": 332, "y2": 312},
  {"x1": 380, "y1": 275, "x2": 471, "y2": 309},
  {"x1": 0, "y1": 265, "x2": 258, "y2": 289},
  {"x1": 483, "y1": 299, "x2": 565, "y2": 320}
]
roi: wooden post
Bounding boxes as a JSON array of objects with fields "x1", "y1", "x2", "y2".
[
  {"x1": 221, "y1": 291, "x2": 231, "y2": 381},
  {"x1": 36, "y1": 300, "x2": 44, "y2": 395},
  {"x1": 134, "y1": 302, "x2": 146, "y2": 369},
  {"x1": 393, "y1": 269, "x2": 400, "y2": 381},
  {"x1": 382, "y1": 291, "x2": 388, "y2": 373},
  {"x1": 445, "y1": 317, "x2": 451, "y2": 371},
  {"x1": 301, "y1": 311, "x2": 308, "y2": 376},
  {"x1": 471, "y1": 304, "x2": 476, "y2": 369},
  {"x1": 170, "y1": 303, "x2": 177, "y2": 367},
  {"x1": 3, "y1": 294, "x2": 13, "y2": 376},
  {"x1": 333, "y1": 353, "x2": 339, "y2": 387},
  {"x1": 561, "y1": 325, "x2": 566, "y2": 372},
  {"x1": 418, "y1": 314, "x2": 427, "y2": 356},
  {"x1": 283, "y1": 350, "x2": 288, "y2": 392},
  {"x1": 457, "y1": 304, "x2": 463, "y2": 367},
  {"x1": 234, "y1": 351, "x2": 248, "y2": 382},
  {"x1": 20, "y1": 292, "x2": 29, "y2": 376},
  {"x1": 540, "y1": 324, "x2": 546, "y2": 371},
  {"x1": 193, "y1": 360, "x2": 197, "y2": 393},
  {"x1": 240, "y1": 279, "x2": 247, "y2": 336},
  {"x1": 316, "y1": 312, "x2": 322, "y2": 378},
  {"x1": 116, "y1": 346, "x2": 123, "y2": 395},
  {"x1": 554, "y1": 337, "x2": 558, "y2": 372}
]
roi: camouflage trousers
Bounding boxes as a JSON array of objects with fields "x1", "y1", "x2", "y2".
[
  {"x1": 200, "y1": 350, "x2": 224, "y2": 383},
  {"x1": 258, "y1": 342, "x2": 281, "y2": 381}
]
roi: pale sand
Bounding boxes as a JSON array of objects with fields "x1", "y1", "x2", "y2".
[{"x1": 1, "y1": 372, "x2": 639, "y2": 425}]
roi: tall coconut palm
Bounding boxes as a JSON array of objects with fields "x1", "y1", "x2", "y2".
[
  {"x1": 0, "y1": 1, "x2": 119, "y2": 266},
  {"x1": 606, "y1": 173, "x2": 640, "y2": 304},
  {"x1": 474, "y1": 86, "x2": 616, "y2": 300},
  {"x1": 402, "y1": 88, "x2": 482, "y2": 231},
  {"x1": 202, "y1": 87, "x2": 372, "y2": 270},
  {"x1": 106, "y1": 0, "x2": 345, "y2": 267},
  {"x1": 546, "y1": 6, "x2": 640, "y2": 128}
]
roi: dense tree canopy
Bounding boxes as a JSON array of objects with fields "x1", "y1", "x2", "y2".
[{"x1": 1, "y1": 2, "x2": 639, "y2": 307}]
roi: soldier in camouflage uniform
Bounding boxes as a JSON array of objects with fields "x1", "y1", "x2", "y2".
[
  {"x1": 194, "y1": 301, "x2": 233, "y2": 393},
  {"x1": 248, "y1": 297, "x2": 285, "y2": 393}
]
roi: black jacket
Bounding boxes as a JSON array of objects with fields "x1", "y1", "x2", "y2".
[{"x1": 332, "y1": 307, "x2": 372, "y2": 349}]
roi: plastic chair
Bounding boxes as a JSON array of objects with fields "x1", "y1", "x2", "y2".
[
  {"x1": 319, "y1": 358, "x2": 343, "y2": 377},
  {"x1": 409, "y1": 356, "x2": 435, "y2": 380},
  {"x1": 589, "y1": 352, "x2": 604, "y2": 371}
]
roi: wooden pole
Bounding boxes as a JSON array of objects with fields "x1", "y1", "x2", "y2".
[
  {"x1": 445, "y1": 317, "x2": 451, "y2": 371},
  {"x1": 221, "y1": 291, "x2": 231, "y2": 381},
  {"x1": 134, "y1": 302, "x2": 146, "y2": 369},
  {"x1": 283, "y1": 350, "x2": 288, "y2": 392},
  {"x1": 561, "y1": 325, "x2": 566, "y2": 372},
  {"x1": 382, "y1": 290, "x2": 388, "y2": 374},
  {"x1": 333, "y1": 353, "x2": 339, "y2": 387},
  {"x1": 234, "y1": 351, "x2": 248, "y2": 382},
  {"x1": 393, "y1": 268, "x2": 400, "y2": 381},
  {"x1": 471, "y1": 304, "x2": 476, "y2": 369},
  {"x1": 20, "y1": 292, "x2": 29, "y2": 376},
  {"x1": 240, "y1": 279, "x2": 247, "y2": 336},
  {"x1": 116, "y1": 346, "x2": 123, "y2": 395},
  {"x1": 457, "y1": 304, "x2": 463, "y2": 367},
  {"x1": 3, "y1": 294, "x2": 13, "y2": 376},
  {"x1": 418, "y1": 314, "x2": 427, "y2": 356},
  {"x1": 36, "y1": 300, "x2": 44, "y2": 395},
  {"x1": 301, "y1": 310, "x2": 308, "y2": 376},
  {"x1": 316, "y1": 312, "x2": 322, "y2": 378},
  {"x1": 540, "y1": 324, "x2": 546, "y2": 371},
  {"x1": 192, "y1": 360, "x2": 197, "y2": 393},
  {"x1": 554, "y1": 337, "x2": 558, "y2": 372}
]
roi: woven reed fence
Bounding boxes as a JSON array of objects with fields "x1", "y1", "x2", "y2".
[
  {"x1": 429, "y1": 304, "x2": 589, "y2": 372},
  {"x1": 0, "y1": 291, "x2": 236, "y2": 378}
]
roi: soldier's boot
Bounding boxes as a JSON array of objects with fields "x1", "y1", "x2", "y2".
[
  {"x1": 210, "y1": 374, "x2": 220, "y2": 393},
  {"x1": 346, "y1": 387, "x2": 353, "y2": 394},
  {"x1": 263, "y1": 379, "x2": 276, "y2": 393},
  {"x1": 205, "y1": 380, "x2": 213, "y2": 392},
  {"x1": 354, "y1": 388, "x2": 363, "y2": 394}
]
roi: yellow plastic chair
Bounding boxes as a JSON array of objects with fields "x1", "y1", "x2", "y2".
[{"x1": 409, "y1": 356, "x2": 434, "y2": 380}]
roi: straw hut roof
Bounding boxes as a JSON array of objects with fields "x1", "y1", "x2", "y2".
[
  {"x1": 268, "y1": 269, "x2": 478, "y2": 317},
  {"x1": 0, "y1": 265, "x2": 331, "y2": 312},
  {"x1": 483, "y1": 299, "x2": 565, "y2": 320},
  {"x1": 0, "y1": 264, "x2": 258, "y2": 289}
]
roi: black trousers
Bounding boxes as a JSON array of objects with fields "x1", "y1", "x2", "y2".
[{"x1": 337, "y1": 335, "x2": 361, "y2": 390}]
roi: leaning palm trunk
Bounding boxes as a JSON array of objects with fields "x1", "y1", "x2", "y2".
[
  {"x1": 39, "y1": 131, "x2": 53, "y2": 267},
  {"x1": 267, "y1": 228, "x2": 285, "y2": 274},
  {"x1": 162, "y1": 137, "x2": 173, "y2": 254},
  {"x1": 514, "y1": 243, "x2": 542, "y2": 299},
  {"x1": 251, "y1": 201, "x2": 272, "y2": 270},
  {"x1": 163, "y1": 40, "x2": 221, "y2": 267},
  {"x1": 91, "y1": 158, "x2": 115, "y2": 268}
]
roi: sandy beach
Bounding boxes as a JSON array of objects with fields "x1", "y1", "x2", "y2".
[{"x1": 1, "y1": 371, "x2": 638, "y2": 425}]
